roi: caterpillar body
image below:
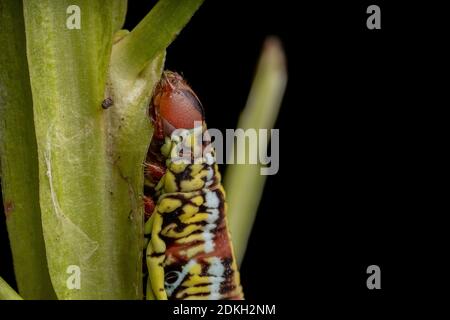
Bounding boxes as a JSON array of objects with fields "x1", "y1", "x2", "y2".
[{"x1": 143, "y1": 72, "x2": 243, "y2": 300}]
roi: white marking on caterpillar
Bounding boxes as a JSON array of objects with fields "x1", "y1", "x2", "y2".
[
  {"x1": 203, "y1": 228, "x2": 216, "y2": 253},
  {"x1": 205, "y1": 166, "x2": 214, "y2": 187},
  {"x1": 165, "y1": 259, "x2": 197, "y2": 297},
  {"x1": 205, "y1": 152, "x2": 215, "y2": 165},
  {"x1": 208, "y1": 257, "x2": 225, "y2": 300},
  {"x1": 206, "y1": 209, "x2": 219, "y2": 223},
  {"x1": 205, "y1": 190, "x2": 220, "y2": 208},
  {"x1": 202, "y1": 208, "x2": 220, "y2": 253},
  {"x1": 202, "y1": 194, "x2": 221, "y2": 253}
]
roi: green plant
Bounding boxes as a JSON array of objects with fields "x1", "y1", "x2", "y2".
[{"x1": 225, "y1": 37, "x2": 287, "y2": 266}]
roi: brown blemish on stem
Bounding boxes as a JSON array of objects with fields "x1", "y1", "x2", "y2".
[{"x1": 4, "y1": 201, "x2": 14, "y2": 219}]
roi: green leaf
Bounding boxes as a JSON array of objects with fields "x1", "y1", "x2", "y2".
[
  {"x1": 110, "y1": 0, "x2": 204, "y2": 81},
  {"x1": 0, "y1": 277, "x2": 23, "y2": 300},
  {"x1": 112, "y1": 0, "x2": 128, "y2": 32},
  {"x1": 0, "y1": 0, "x2": 56, "y2": 299},
  {"x1": 225, "y1": 37, "x2": 287, "y2": 266}
]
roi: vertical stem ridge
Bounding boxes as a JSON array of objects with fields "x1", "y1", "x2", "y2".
[{"x1": 0, "y1": 0, "x2": 56, "y2": 299}]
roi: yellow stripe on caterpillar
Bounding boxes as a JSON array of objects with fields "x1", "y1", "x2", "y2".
[{"x1": 161, "y1": 223, "x2": 203, "y2": 238}]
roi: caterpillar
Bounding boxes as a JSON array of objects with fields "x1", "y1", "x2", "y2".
[{"x1": 143, "y1": 71, "x2": 243, "y2": 300}]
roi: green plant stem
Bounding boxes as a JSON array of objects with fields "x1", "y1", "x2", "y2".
[
  {"x1": 0, "y1": 0, "x2": 56, "y2": 299},
  {"x1": 225, "y1": 37, "x2": 287, "y2": 266},
  {"x1": 22, "y1": 0, "x2": 145, "y2": 299},
  {"x1": 0, "y1": 277, "x2": 23, "y2": 300},
  {"x1": 110, "y1": 0, "x2": 204, "y2": 81}
]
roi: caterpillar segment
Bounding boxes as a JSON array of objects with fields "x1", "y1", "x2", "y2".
[{"x1": 143, "y1": 72, "x2": 243, "y2": 300}]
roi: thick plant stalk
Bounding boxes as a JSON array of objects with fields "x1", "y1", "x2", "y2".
[
  {"x1": 225, "y1": 37, "x2": 287, "y2": 266},
  {"x1": 22, "y1": 0, "x2": 142, "y2": 299},
  {"x1": 0, "y1": 0, "x2": 55, "y2": 299},
  {"x1": 0, "y1": 277, "x2": 23, "y2": 300}
]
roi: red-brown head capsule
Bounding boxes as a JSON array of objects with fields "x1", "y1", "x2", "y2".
[{"x1": 151, "y1": 71, "x2": 204, "y2": 138}]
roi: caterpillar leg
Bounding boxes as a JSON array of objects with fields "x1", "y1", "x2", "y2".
[{"x1": 143, "y1": 195, "x2": 155, "y2": 220}]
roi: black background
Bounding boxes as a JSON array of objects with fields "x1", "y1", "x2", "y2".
[{"x1": 1, "y1": 0, "x2": 444, "y2": 308}]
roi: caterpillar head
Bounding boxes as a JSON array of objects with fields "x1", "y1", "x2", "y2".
[{"x1": 151, "y1": 71, "x2": 204, "y2": 139}]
